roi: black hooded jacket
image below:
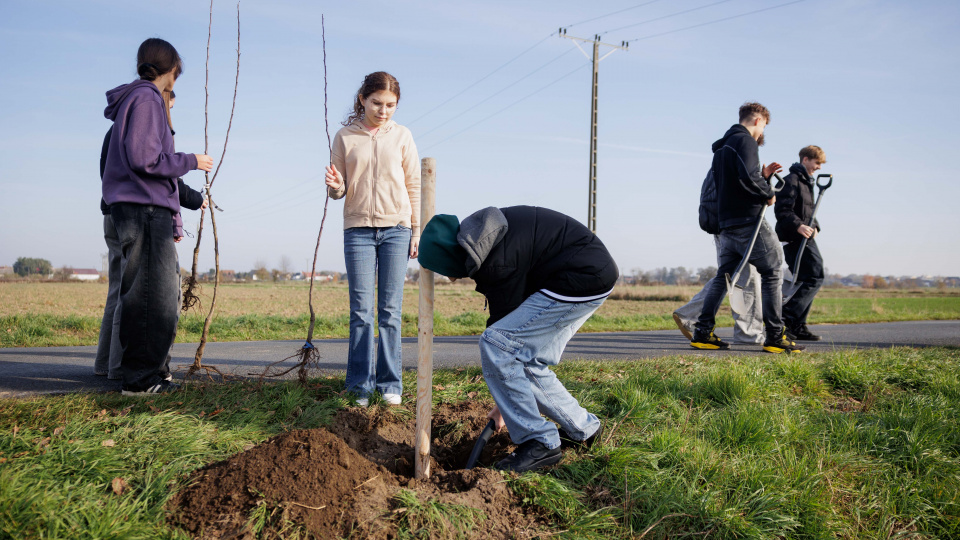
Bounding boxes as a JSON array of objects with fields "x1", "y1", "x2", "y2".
[
  {"x1": 774, "y1": 162, "x2": 821, "y2": 243},
  {"x1": 711, "y1": 124, "x2": 774, "y2": 230},
  {"x1": 465, "y1": 206, "x2": 619, "y2": 326}
]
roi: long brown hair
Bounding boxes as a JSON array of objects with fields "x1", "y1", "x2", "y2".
[
  {"x1": 161, "y1": 90, "x2": 174, "y2": 131},
  {"x1": 343, "y1": 71, "x2": 400, "y2": 126}
]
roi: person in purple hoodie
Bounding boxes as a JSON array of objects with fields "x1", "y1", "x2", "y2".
[
  {"x1": 102, "y1": 38, "x2": 212, "y2": 395},
  {"x1": 95, "y1": 90, "x2": 208, "y2": 382}
]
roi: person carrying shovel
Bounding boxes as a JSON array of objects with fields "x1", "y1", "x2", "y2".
[
  {"x1": 418, "y1": 206, "x2": 617, "y2": 473},
  {"x1": 691, "y1": 102, "x2": 804, "y2": 354},
  {"x1": 775, "y1": 145, "x2": 828, "y2": 341}
]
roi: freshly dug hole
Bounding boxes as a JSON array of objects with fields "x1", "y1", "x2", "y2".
[{"x1": 167, "y1": 401, "x2": 546, "y2": 539}]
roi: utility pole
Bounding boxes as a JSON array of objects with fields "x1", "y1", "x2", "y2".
[{"x1": 559, "y1": 28, "x2": 628, "y2": 233}]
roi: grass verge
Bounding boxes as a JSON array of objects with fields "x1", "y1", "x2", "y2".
[{"x1": 1, "y1": 347, "x2": 959, "y2": 538}]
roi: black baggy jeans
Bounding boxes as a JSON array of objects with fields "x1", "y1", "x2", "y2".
[
  {"x1": 111, "y1": 203, "x2": 179, "y2": 391},
  {"x1": 782, "y1": 237, "x2": 824, "y2": 328},
  {"x1": 696, "y1": 219, "x2": 785, "y2": 340}
]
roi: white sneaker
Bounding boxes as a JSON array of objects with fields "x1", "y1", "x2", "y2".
[
  {"x1": 356, "y1": 398, "x2": 369, "y2": 408},
  {"x1": 383, "y1": 393, "x2": 402, "y2": 406}
]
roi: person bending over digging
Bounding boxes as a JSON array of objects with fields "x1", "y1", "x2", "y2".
[
  {"x1": 418, "y1": 206, "x2": 618, "y2": 473},
  {"x1": 692, "y1": 102, "x2": 803, "y2": 354},
  {"x1": 775, "y1": 145, "x2": 827, "y2": 341}
]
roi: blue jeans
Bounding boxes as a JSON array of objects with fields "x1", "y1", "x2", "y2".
[
  {"x1": 343, "y1": 226, "x2": 411, "y2": 397},
  {"x1": 111, "y1": 203, "x2": 180, "y2": 391},
  {"x1": 696, "y1": 219, "x2": 785, "y2": 339},
  {"x1": 480, "y1": 293, "x2": 603, "y2": 450}
]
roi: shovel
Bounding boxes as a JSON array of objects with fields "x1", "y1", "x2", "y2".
[
  {"x1": 464, "y1": 419, "x2": 496, "y2": 470},
  {"x1": 783, "y1": 174, "x2": 833, "y2": 301},
  {"x1": 725, "y1": 172, "x2": 786, "y2": 316}
]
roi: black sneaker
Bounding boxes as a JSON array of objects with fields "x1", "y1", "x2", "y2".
[
  {"x1": 763, "y1": 332, "x2": 805, "y2": 354},
  {"x1": 494, "y1": 439, "x2": 562, "y2": 473},
  {"x1": 691, "y1": 328, "x2": 730, "y2": 350},
  {"x1": 559, "y1": 422, "x2": 604, "y2": 450},
  {"x1": 790, "y1": 324, "x2": 822, "y2": 341},
  {"x1": 121, "y1": 380, "x2": 181, "y2": 396}
]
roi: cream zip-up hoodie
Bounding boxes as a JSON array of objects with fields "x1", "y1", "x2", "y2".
[{"x1": 328, "y1": 120, "x2": 421, "y2": 237}]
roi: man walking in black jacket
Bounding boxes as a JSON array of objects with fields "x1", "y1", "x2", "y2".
[
  {"x1": 775, "y1": 145, "x2": 827, "y2": 341},
  {"x1": 692, "y1": 102, "x2": 804, "y2": 353},
  {"x1": 418, "y1": 206, "x2": 618, "y2": 473}
]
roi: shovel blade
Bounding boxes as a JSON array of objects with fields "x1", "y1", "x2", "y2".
[
  {"x1": 725, "y1": 273, "x2": 749, "y2": 316},
  {"x1": 782, "y1": 280, "x2": 801, "y2": 304}
]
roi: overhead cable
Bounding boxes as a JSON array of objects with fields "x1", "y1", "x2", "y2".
[
  {"x1": 599, "y1": 0, "x2": 737, "y2": 35},
  {"x1": 420, "y1": 62, "x2": 591, "y2": 152},
  {"x1": 621, "y1": 0, "x2": 807, "y2": 42},
  {"x1": 406, "y1": 32, "x2": 556, "y2": 126},
  {"x1": 562, "y1": 0, "x2": 668, "y2": 29},
  {"x1": 416, "y1": 48, "x2": 576, "y2": 141}
]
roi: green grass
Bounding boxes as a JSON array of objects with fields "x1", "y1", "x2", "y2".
[
  {"x1": 1, "y1": 348, "x2": 959, "y2": 538},
  {"x1": 3, "y1": 295, "x2": 959, "y2": 347},
  {"x1": 391, "y1": 489, "x2": 486, "y2": 539}
]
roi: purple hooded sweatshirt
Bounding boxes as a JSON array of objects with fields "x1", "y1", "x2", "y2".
[{"x1": 102, "y1": 80, "x2": 197, "y2": 226}]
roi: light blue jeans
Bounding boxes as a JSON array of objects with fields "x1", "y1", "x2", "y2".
[
  {"x1": 343, "y1": 225, "x2": 411, "y2": 397},
  {"x1": 480, "y1": 292, "x2": 603, "y2": 450}
]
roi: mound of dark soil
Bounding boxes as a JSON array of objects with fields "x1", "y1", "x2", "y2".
[{"x1": 167, "y1": 400, "x2": 546, "y2": 539}]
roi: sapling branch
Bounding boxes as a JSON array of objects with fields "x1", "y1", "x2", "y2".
[{"x1": 185, "y1": 0, "x2": 241, "y2": 380}]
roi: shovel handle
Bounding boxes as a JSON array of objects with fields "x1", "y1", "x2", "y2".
[
  {"x1": 771, "y1": 172, "x2": 786, "y2": 193},
  {"x1": 816, "y1": 173, "x2": 833, "y2": 191},
  {"x1": 465, "y1": 419, "x2": 496, "y2": 470},
  {"x1": 790, "y1": 174, "x2": 832, "y2": 281},
  {"x1": 730, "y1": 172, "x2": 784, "y2": 284}
]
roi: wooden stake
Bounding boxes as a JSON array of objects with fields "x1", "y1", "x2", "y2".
[{"x1": 414, "y1": 157, "x2": 436, "y2": 480}]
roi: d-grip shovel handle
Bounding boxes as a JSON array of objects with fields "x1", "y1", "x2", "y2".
[
  {"x1": 816, "y1": 173, "x2": 833, "y2": 191},
  {"x1": 788, "y1": 173, "x2": 834, "y2": 282},
  {"x1": 728, "y1": 172, "x2": 786, "y2": 285},
  {"x1": 465, "y1": 419, "x2": 496, "y2": 470}
]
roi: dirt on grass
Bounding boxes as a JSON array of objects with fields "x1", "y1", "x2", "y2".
[{"x1": 167, "y1": 400, "x2": 547, "y2": 539}]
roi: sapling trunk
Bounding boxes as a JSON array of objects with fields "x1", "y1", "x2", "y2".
[
  {"x1": 186, "y1": 0, "x2": 241, "y2": 380},
  {"x1": 257, "y1": 15, "x2": 331, "y2": 385}
]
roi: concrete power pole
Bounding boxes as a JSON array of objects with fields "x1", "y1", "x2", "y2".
[{"x1": 559, "y1": 29, "x2": 628, "y2": 233}]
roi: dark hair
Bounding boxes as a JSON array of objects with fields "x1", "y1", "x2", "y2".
[
  {"x1": 738, "y1": 102, "x2": 770, "y2": 124},
  {"x1": 137, "y1": 38, "x2": 183, "y2": 81},
  {"x1": 343, "y1": 71, "x2": 400, "y2": 126}
]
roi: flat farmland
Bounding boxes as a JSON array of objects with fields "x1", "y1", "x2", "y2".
[{"x1": 1, "y1": 281, "x2": 958, "y2": 347}]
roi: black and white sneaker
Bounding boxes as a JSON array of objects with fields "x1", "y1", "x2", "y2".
[
  {"x1": 121, "y1": 380, "x2": 181, "y2": 396},
  {"x1": 494, "y1": 440, "x2": 562, "y2": 473}
]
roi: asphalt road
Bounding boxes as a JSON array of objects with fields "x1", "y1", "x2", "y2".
[{"x1": 1, "y1": 320, "x2": 957, "y2": 398}]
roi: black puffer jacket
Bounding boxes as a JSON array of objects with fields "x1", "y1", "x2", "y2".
[
  {"x1": 775, "y1": 162, "x2": 821, "y2": 243},
  {"x1": 465, "y1": 206, "x2": 619, "y2": 326},
  {"x1": 711, "y1": 124, "x2": 774, "y2": 230}
]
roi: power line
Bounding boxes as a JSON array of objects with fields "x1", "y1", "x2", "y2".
[
  {"x1": 225, "y1": 182, "x2": 327, "y2": 222},
  {"x1": 599, "y1": 0, "x2": 737, "y2": 36},
  {"x1": 563, "y1": 0, "x2": 668, "y2": 29},
  {"x1": 621, "y1": 0, "x2": 807, "y2": 42},
  {"x1": 406, "y1": 32, "x2": 556, "y2": 126},
  {"x1": 420, "y1": 62, "x2": 591, "y2": 152},
  {"x1": 416, "y1": 48, "x2": 577, "y2": 141},
  {"x1": 226, "y1": 173, "x2": 323, "y2": 215}
]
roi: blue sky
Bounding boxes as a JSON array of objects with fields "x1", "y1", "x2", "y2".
[{"x1": 1, "y1": 0, "x2": 958, "y2": 277}]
